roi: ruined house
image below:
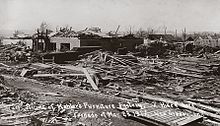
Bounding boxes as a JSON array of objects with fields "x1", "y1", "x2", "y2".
[
  {"x1": 33, "y1": 28, "x2": 144, "y2": 53},
  {"x1": 194, "y1": 36, "x2": 220, "y2": 47}
]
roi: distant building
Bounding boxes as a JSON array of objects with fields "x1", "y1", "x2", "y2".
[
  {"x1": 2, "y1": 38, "x2": 32, "y2": 48},
  {"x1": 194, "y1": 36, "x2": 220, "y2": 47},
  {"x1": 35, "y1": 29, "x2": 143, "y2": 52},
  {"x1": 148, "y1": 34, "x2": 176, "y2": 43},
  {"x1": 32, "y1": 27, "x2": 144, "y2": 53},
  {"x1": 1, "y1": 31, "x2": 32, "y2": 47}
]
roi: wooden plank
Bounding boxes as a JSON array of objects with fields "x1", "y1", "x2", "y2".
[
  {"x1": 119, "y1": 102, "x2": 202, "y2": 126},
  {"x1": 166, "y1": 70, "x2": 205, "y2": 78},
  {"x1": 58, "y1": 65, "x2": 83, "y2": 73},
  {"x1": 118, "y1": 107, "x2": 167, "y2": 126},
  {"x1": 120, "y1": 92, "x2": 220, "y2": 120},
  {"x1": 168, "y1": 116, "x2": 189, "y2": 126},
  {"x1": 107, "y1": 55, "x2": 128, "y2": 66},
  {"x1": 20, "y1": 69, "x2": 29, "y2": 77},
  {"x1": 175, "y1": 79, "x2": 203, "y2": 92},
  {"x1": 169, "y1": 115, "x2": 202, "y2": 126},
  {"x1": 82, "y1": 68, "x2": 99, "y2": 90},
  {"x1": 128, "y1": 115, "x2": 167, "y2": 126},
  {"x1": 114, "y1": 56, "x2": 140, "y2": 66},
  {"x1": 187, "y1": 98, "x2": 220, "y2": 106},
  {"x1": 103, "y1": 53, "x2": 107, "y2": 62},
  {"x1": 0, "y1": 103, "x2": 19, "y2": 109},
  {"x1": 0, "y1": 120, "x2": 26, "y2": 125},
  {"x1": 204, "y1": 119, "x2": 220, "y2": 126},
  {"x1": 33, "y1": 73, "x2": 85, "y2": 77},
  {"x1": 177, "y1": 115, "x2": 202, "y2": 126},
  {"x1": 181, "y1": 79, "x2": 203, "y2": 88},
  {"x1": 30, "y1": 63, "x2": 52, "y2": 69},
  {"x1": 91, "y1": 55, "x2": 99, "y2": 62},
  {"x1": 185, "y1": 101, "x2": 220, "y2": 114},
  {"x1": 0, "y1": 63, "x2": 11, "y2": 68},
  {"x1": 176, "y1": 66, "x2": 207, "y2": 73}
]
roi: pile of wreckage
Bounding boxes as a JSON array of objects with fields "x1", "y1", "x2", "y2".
[
  {"x1": 0, "y1": 49, "x2": 220, "y2": 125},
  {"x1": 0, "y1": 43, "x2": 39, "y2": 64}
]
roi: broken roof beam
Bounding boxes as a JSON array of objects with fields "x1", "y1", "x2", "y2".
[
  {"x1": 107, "y1": 55, "x2": 127, "y2": 66},
  {"x1": 82, "y1": 68, "x2": 99, "y2": 91}
]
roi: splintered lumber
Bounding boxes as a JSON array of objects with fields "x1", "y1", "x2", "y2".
[
  {"x1": 0, "y1": 120, "x2": 26, "y2": 126},
  {"x1": 0, "y1": 103, "x2": 19, "y2": 109},
  {"x1": 33, "y1": 73, "x2": 85, "y2": 77},
  {"x1": 30, "y1": 63, "x2": 52, "y2": 69},
  {"x1": 103, "y1": 53, "x2": 107, "y2": 62},
  {"x1": 200, "y1": 63, "x2": 220, "y2": 67},
  {"x1": 175, "y1": 79, "x2": 204, "y2": 92},
  {"x1": 187, "y1": 98, "x2": 220, "y2": 106},
  {"x1": 168, "y1": 115, "x2": 202, "y2": 126},
  {"x1": 82, "y1": 68, "x2": 99, "y2": 90},
  {"x1": 166, "y1": 70, "x2": 205, "y2": 78},
  {"x1": 176, "y1": 66, "x2": 208, "y2": 73},
  {"x1": 91, "y1": 55, "x2": 99, "y2": 61},
  {"x1": 58, "y1": 65, "x2": 83, "y2": 73},
  {"x1": 0, "y1": 63, "x2": 11, "y2": 68},
  {"x1": 120, "y1": 92, "x2": 220, "y2": 120},
  {"x1": 185, "y1": 101, "x2": 220, "y2": 114},
  {"x1": 181, "y1": 79, "x2": 203, "y2": 88},
  {"x1": 107, "y1": 55, "x2": 127, "y2": 66},
  {"x1": 20, "y1": 69, "x2": 29, "y2": 77},
  {"x1": 204, "y1": 119, "x2": 220, "y2": 126},
  {"x1": 114, "y1": 55, "x2": 141, "y2": 66}
]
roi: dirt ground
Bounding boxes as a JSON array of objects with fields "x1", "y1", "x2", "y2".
[{"x1": 2, "y1": 75, "x2": 147, "y2": 126}]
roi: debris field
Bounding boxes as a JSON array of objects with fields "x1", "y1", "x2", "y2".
[{"x1": 0, "y1": 43, "x2": 220, "y2": 126}]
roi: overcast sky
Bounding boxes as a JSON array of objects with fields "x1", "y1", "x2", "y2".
[{"x1": 1, "y1": 0, "x2": 220, "y2": 33}]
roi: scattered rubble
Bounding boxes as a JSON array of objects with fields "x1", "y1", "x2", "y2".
[{"x1": 0, "y1": 42, "x2": 220, "y2": 126}]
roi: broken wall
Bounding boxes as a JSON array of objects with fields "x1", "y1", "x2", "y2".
[{"x1": 50, "y1": 37, "x2": 80, "y2": 51}]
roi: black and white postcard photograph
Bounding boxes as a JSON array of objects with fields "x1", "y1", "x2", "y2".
[{"x1": 0, "y1": 0, "x2": 220, "y2": 125}]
